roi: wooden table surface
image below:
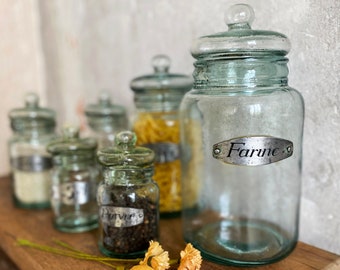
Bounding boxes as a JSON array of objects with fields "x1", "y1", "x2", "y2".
[{"x1": 0, "y1": 175, "x2": 339, "y2": 270}]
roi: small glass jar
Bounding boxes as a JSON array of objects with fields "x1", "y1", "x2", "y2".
[
  {"x1": 47, "y1": 126, "x2": 99, "y2": 233},
  {"x1": 97, "y1": 131, "x2": 159, "y2": 258},
  {"x1": 179, "y1": 4, "x2": 304, "y2": 266},
  {"x1": 84, "y1": 91, "x2": 128, "y2": 149},
  {"x1": 8, "y1": 92, "x2": 57, "y2": 209},
  {"x1": 130, "y1": 55, "x2": 192, "y2": 217}
]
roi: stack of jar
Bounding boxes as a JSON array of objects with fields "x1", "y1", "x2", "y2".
[
  {"x1": 7, "y1": 92, "x2": 161, "y2": 258},
  {"x1": 6, "y1": 3, "x2": 305, "y2": 265}
]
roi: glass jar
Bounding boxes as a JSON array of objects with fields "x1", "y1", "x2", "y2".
[
  {"x1": 130, "y1": 55, "x2": 192, "y2": 217},
  {"x1": 8, "y1": 92, "x2": 57, "y2": 209},
  {"x1": 97, "y1": 131, "x2": 159, "y2": 258},
  {"x1": 84, "y1": 91, "x2": 128, "y2": 149},
  {"x1": 179, "y1": 4, "x2": 304, "y2": 266},
  {"x1": 47, "y1": 126, "x2": 99, "y2": 233}
]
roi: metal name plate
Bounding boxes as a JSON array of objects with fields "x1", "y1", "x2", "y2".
[
  {"x1": 143, "y1": 143, "x2": 180, "y2": 163},
  {"x1": 59, "y1": 182, "x2": 90, "y2": 205},
  {"x1": 11, "y1": 156, "x2": 52, "y2": 171},
  {"x1": 100, "y1": 206, "x2": 144, "y2": 227},
  {"x1": 212, "y1": 136, "x2": 293, "y2": 166}
]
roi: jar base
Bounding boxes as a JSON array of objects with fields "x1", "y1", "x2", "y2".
[
  {"x1": 160, "y1": 210, "x2": 181, "y2": 219},
  {"x1": 13, "y1": 196, "x2": 50, "y2": 210},
  {"x1": 98, "y1": 243, "x2": 146, "y2": 259},
  {"x1": 187, "y1": 219, "x2": 297, "y2": 266},
  {"x1": 54, "y1": 213, "x2": 98, "y2": 233}
]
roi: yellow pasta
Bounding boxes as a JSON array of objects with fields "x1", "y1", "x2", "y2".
[{"x1": 133, "y1": 112, "x2": 182, "y2": 215}]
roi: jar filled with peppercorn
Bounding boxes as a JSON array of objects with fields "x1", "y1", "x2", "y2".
[
  {"x1": 97, "y1": 131, "x2": 159, "y2": 259},
  {"x1": 130, "y1": 55, "x2": 192, "y2": 217}
]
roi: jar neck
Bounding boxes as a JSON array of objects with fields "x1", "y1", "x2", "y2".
[
  {"x1": 193, "y1": 54, "x2": 289, "y2": 89},
  {"x1": 87, "y1": 116, "x2": 127, "y2": 133},
  {"x1": 102, "y1": 167, "x2": 153, "y2": 185},
  {"x1": 11, "y1": 120, "x2": 55, "y2": 136},
  {"x1": 52, "y1": 153, "x2": 96, "y2": 169},
  {"x1": 134, "y1": 92, "x2": 183, "y2": 112}
]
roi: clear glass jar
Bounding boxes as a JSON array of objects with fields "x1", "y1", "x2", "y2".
[
  {"x1": 8, "y1": 92, "x2": 57, "y2": 209},
  {"x1": 84, "y1": 91, "x2": 128, "y2": 149},
  {"x1": 130, "y1": 55, "x2": 192, "y2": 217},
  {"x1": 97, "y1": 131, "x2": 159, "y2": 258},
  {"x1": 179, "y1": 4, "x2": 304, "y2": 266},
  {"x1": 47, "y1": 126, "x2": 99, "y2": 233}
]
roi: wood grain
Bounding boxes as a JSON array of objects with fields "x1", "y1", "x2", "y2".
[{"x1": 0, "y1": 175, "x2": 338, "y2": 270}]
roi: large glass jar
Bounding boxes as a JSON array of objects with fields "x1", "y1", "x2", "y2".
[
  {"x1": 47, "y1": 126, "x2": 99, "y2": 233},
  {"x1": 8, "y1": 93, "x2": 57, "y2": 209},
  {"x1": 84, "y1": 91, "x2": 128, "y2": 149},
  {"x1": 97, "y1": 131, "x2": 159, "y2": 258},
  {"x1": 131, "y1": 55, "x2": 192, "y2": 217},
  {"x1": 179, "y1": 4, "x2": 305, "y2": 266}
]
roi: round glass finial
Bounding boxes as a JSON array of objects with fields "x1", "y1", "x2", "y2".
[
  {"x1": 115, "y1": 131, "x2": 137, "y2": 150},
  {"x1": 152, "y1": 54, "x2": 171, "y2": 73},
  {"x1": 63, "y1": 125, "x2": 79, "y2": 140},
  {"x1": 224, "y1": 3, "x2": 255, "y2": 29},
  {"x1": 25, "y1": 92, "x2": 39, "y2": 108},
  {"x1": 98, "y1": 91, "x2": 111, "y2": 106}
]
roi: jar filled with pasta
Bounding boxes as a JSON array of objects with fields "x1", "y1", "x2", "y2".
[{"x1": 130, "y1": 55, "x2": 192, "y2": 217}]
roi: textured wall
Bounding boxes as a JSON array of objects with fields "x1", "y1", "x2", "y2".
[
  {"x1": 0, "y1": 0, "x2": 339, "y2": 255},
  {"x1": 0, "y1": 0, "x2": 46, "y2": 174}
]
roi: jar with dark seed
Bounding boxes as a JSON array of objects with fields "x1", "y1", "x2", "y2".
[{"x1": 97, "y1": 131, "x2": 159, "y2": 258}]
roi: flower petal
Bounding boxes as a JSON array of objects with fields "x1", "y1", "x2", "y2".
[{"x1": 178, "y1": 243, "x2": 202, "y2": 270}]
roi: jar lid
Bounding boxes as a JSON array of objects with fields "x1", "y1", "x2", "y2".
[
  {"x1": 130, "y1": 55, "x2": 193, "y2": 93},
  {"x1": 9, "y1": 92, "x2": 56, "y2": 129},
  {"x1": 47, "y1": 126, "x2": 97, "y2": 155},
  {"x1": 191, "y1": 4, "x2": 291, "y2": 58},
  {"x1": 85, "y1": 91, "x2": 127, "y2": 118},
  {"x1": 97, "y1": 131, "x2": 155, "y2": 168}
]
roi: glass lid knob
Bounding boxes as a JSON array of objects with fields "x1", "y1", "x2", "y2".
[
  {"x1": 62, "y1": 125, "x2": 79, "y2": 140},
  {"x1": 224, "y1": 3, "x2": 255, "y2": 29},
  {"x1": 25, "y1": 92, "x2": 39, "y2": 108},
  {"x1": 98, "y1": 91, "x2": 111, "y2": 106},
  {"x1": 115, "y1": 131, "x2": 137, "y2": 151},
  {"x1": 152, "y1": 54, "x2": 171, "y2": 74}
]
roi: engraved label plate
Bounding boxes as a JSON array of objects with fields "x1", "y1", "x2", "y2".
[
  {"x1": 60, "y1": 182, "x2": 89, "y2": 205},
  {"x1": 11, "y1": 156, "x2": 52, "y2": 172},
  {"x1": 100, "y1": 206, "x2": 144, "y2": 227},
  {"x1": 143, "y1": 143, "x2": 180, "y2": 163},
  {"x1": 212, "y1": 136, "x2": 293, "y2": 166}
]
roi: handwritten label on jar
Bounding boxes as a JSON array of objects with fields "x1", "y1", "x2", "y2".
[
  {"x1": 100, "y1": 206, "x2": 144, "y2": 227},
  {"x1": 143, "y1": 143, "x2": 179, "y2": 163},
  {"x1": 53, "y1": 182, "x2": 90, "y2": 205},
  {"x1": 212, "y1": 136, "x2": 293, "y2": 166}
]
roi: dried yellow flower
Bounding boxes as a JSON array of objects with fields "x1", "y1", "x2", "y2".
[
  {"x1": 130, "y1": 265, "x2": 154, "y2": 270},
  {"x1": 149, "y1": 250, "x2": 170, "y2": 270},
  {"x1": 137, "y1": 241, "x2": 170, "y2": 270},
  {"x1": 178, "y1": 243, "x2": 202, "y2": 270}
]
